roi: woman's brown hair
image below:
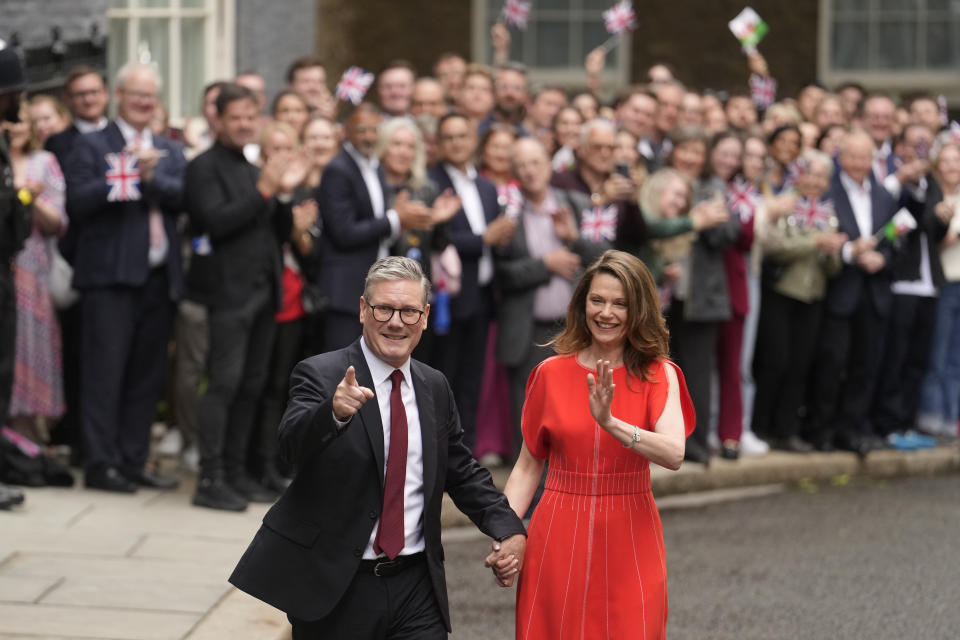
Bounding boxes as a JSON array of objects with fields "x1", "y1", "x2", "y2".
[{"x1": 551, "y1": 250, "x2": 670, "y2": 384}]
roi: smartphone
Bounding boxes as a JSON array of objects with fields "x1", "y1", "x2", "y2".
[{"x1": 615, "y1": 162, "x2": 630, "y2": 178}]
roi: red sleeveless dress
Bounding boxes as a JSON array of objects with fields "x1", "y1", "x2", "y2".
[{"x1": 515, "y1": 355, "x2": 696, "y2": 640}]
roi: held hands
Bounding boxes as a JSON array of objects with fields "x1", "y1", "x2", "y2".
[
  {"x1": 394, "y1": 190, "x2": 434, "y2": 231},
  {"x1": 586, "y1": 360, "x2": 616, "y2": 432},
  {"x1": 551, "y1": 205, "x2": 579, "y2": 243},
  {"x1": 600, "y1": 174, "x2": 635, "y2": 204},
  {"x1": 690, "y1": 199, "x2": 730, "y2": 230},
  {"x1": 543, "y1": 247, "x2": 581, "y2": 279},
  {"x1": 484, "y1": 534, "x2": 526, "y2": 588},
  {"x1": 332, "y1": 366, "x2": 375, "y2": 422},
  {"x1": 483, "y1": 215, "x2": 517, "y2": 249},
  {"x1": 814, "y1": 231, "x2": 848, "y2": 254},
  {"x1": 857, "y1": 249, "x2": 886, "y2": 274},
  {"x1": 431, "y1": 189, "x2": 462, "y2": 225},
  {"x1": 127, "y1": 145, "x2": 162, "y2": 183},
  {"x1": 850, "y1": 235, "x2": 877, "y2": 259}
]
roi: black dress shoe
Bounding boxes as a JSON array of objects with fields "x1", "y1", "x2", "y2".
[
  {"x1": 228, "y1": 474, "x2": 279, "y2": 503},
  {"x1": 834, "y1": 433, "x2": 870, "y2": 457},
  {"x1": 85, "y1": 467, "x2": 137, "y2": 493},
  {"x1": 720, "y1": 440, "x2": 740, "y2": 460},
  {"x1": 125, "y1": 468, "x2": 180, "y2": 490},
  {"x1": 683, "y1": 440, "x2": 711, "y2": 465},
  {"x1": 773, "y1": 436, "x2": 814, "y2": 453},
  {"x1": 193, "y1": 477, "x2": 248, "y2": 512}
]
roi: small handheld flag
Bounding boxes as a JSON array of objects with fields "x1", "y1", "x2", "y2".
[
  {"x1": 877, "y1": 208, "x2": 917, "y2": 243},
  {"x1": 501, "y1": 0, "x2": 531, "y2": 30},
  {"x1": 598, "y1": 1, "x2": 637, "y2": 52},
  {"x1": 105, "y1": 152, "x2": 141, "y2": 202},
  {"x1": 790, "y1": 196, "x2": 834, "y2": 231},
  {"x1": 580, "y1": 204, "x2": 619, "y2": 242},
  {"x1": 335, "y1": 66, "x2": 375, "y2": 105},
  {"x1": 729, "y1": 7, "x2": 769, "y2": 53},
  {"x1": 950, "y1": 121, "x2": 960, "y2": 143},
  {"x1": 726, "y1": 177, "x2": 760, "y2": 223},
  {"x1": 749, "y1": 73, "x2": 777, "y2": 110}
]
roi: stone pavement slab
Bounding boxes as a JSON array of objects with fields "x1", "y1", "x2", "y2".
[
  {"x1": 0, "y1": 602, "x2": 199, "y2": 640},
  {"x1": 40, "y1": 576, "x2": 230, "y2": 614}
]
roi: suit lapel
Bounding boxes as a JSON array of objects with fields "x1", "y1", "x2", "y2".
[
  {"x1": 347, "y1": 341, "x2": 387, "y2": 487},
  {"x1": 411, "y1": 360, "x2": 438, "y2": 503},
  {"x1": 105, "y1": 121, "x2": 127, "y2": 152},
  {"x1": 832, "y1": 177, "x2": 859, "y2": 240},
  {"x1": 870, "y1": 178, "x2": 894, "y2": 232},
  {"x1": 343, "y1": 152, "x2": 377, "y2": 218}
]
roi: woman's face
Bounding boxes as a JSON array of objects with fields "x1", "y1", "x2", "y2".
[
  {"x1": 585, "y1": 272, "x2": 629, "y2": 352},
  {"x1": 303, "y1": 119, "x2": 338, "y2": 169},
  {"x1": 261, "y1": 130, "x2": 295, "y2": 161},
  {"x1": 742, "y1": 138, "x2": 767, "y2": 181},
  {"x1": 29, "y1": 100, "x2": 67, "y2": 144},
  {"x1": 614, "y1": 131, "x2": 639, "y2": 167},
  {"x1": 381, "y1": 126, "x2": 417, "y2": 178},
  {"x1": 481, "y1": 130, "x2": 514, "y2": 175},
  {"x1": 671, "y1": 140, "x2": 706, "y2": 179},
  {"x1": 658, "y1": 177, "x2": 689, "y2": 218},
  {"x1": 818, "y1": 126, "x2": 845, "y2": 157},
  {"x1": 459, "y1": 74, "x2": 494, "y2": 119},
  {"x1": 554, "y1": 108, "x2": 583, "y2": 148},
  {"x1": 771, "y1": 130, "x2": 801, "y2": 166},
  {"x1": 936, "y1": 145, "x2": 960, "y2": 190},
  {"x1": 710, "y1": 137, "x2": 742, "y2": 182},
  {"x1": 572, "y1": 93, "x2": 598, "y2": 121},
  {"x1": 274, "y1": 94, "x2": 309, "y2": 135}
]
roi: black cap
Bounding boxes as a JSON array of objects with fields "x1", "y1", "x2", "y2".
[{"x1": 0, "y1": 43, "x2": 27, "y2": 94}]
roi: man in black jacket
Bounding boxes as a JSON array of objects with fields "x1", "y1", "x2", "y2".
[{"x1": 184, "y1": 83, "x2": 306, "y2": 511}]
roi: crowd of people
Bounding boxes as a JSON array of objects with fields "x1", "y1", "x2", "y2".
[{"x1": 2, "y1": 27, "x2": 959, "y2": 513}]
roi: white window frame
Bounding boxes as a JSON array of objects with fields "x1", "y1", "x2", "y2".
[
  {"x1": 818, "y1": 0, "x2": 960, "y2": 96},
  {"x1": 470, "y1": 0, "x2": 631, "y2": 89},
  {"x1": 106, "y1": 0, "x2": 235, "y2": 123}
]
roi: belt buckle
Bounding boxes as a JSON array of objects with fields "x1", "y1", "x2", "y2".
[{"x1": 373, "y1": 559, "x2": 396, "y2": 577}]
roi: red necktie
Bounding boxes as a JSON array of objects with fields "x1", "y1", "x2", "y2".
[{"x1": 374, "y1": 369, "x2": 407, "y2": 559}]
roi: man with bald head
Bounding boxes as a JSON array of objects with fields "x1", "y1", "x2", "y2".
[
  {"x1": 806, "y1": 130, "x2": 898, "y2": 455},
  {"x1": 411, "y1": 77, "x2": 447, "y2": 119},
  {"x1": 65, "y1": 62, "x2": 187, "y2": 491},
  {"x1": 377, "y1": 61, "x2": 416, "y2": 117}
]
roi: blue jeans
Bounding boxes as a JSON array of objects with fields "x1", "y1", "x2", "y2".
[{"x1": 920, "y1": 281, "x2": 960, "y2": 422}]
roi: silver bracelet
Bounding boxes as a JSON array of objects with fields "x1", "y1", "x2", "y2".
[{"x1": 621, "y1": 425, "x2": 641, "y2": 448}]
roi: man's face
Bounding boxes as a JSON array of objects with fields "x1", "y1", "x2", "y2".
[
  {"x1": 290, "y1": 66, "x2": 328, "y2": 109},
  {"x1": 839, "y1": 135, "x2": 875, "y2": 184},
  {"x1": 116, "y1": 68, "x2": 159, "y2": 131},
  {"x1": 346, "y1": 110, "x2": 383, "y2": 157},
  {"x1": 910, "y1": 99, "x2": 941, "y2": 133},
  {"x1": 457, "y1": 74, "x2": 494, "y2": 118},
  {"x1": 863, "y1": 97, "x2": 895, "y2": 146},
  {"x1": 378, "y1": 67, "x2": 415, "y2": 116},
  {"x1": 216, "y1": 98, "x2": 259, "y2": 150},
  {"x1": 654, "y1": 85, "x2": 683, "y2": 136},
  {"x1": 529, "y1": 89, "x2": 567, "y2": 130},
  {"x1": 494, "y1": 69, "x2": 528, "y2": 117},
  {"x1": 901, "y1": 125, "x2": 934, "y2": 164},
  {"x1": 679, "y1": 92, "x2": 703, "y2": 127},
  {"x1": 411, "y1": 81, "x2": 447, "y2": 118},
  {"x1": 235, "y1": 74, "x2": 266, "y2": 113},
  {"x1": 839, "y1": 87, "x2": 863, "y2": 119},
  {"x1": 617, "y1": 94, "x2": 656, "y2": 138},
  {"x1": 725, "y1": 96, "x2": 757, "y2": 129},
  {"x1": 435, "y1": 56, "x2": 466, "y2": 98},
  {"x1": 437, "y1": 116, "x2": 477, "y2": 167},
  {"x1": 798, "y1": 85, "x2": 826, "y2": 121},
  {"x1": 512, "y1": 140, "x2": 551, "y2": 197},
  {"x1": 66, "y1": 72, "x2": 108, "y2": 122},
  {"x1": 580, "y1": 127, "x2": 616, "y2": 176},
  {"x1": 360, "y1": 279, "x2": 429, "y2": 369}
]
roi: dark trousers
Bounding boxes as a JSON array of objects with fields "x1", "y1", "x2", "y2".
[
  {"x1": 173, "y1": 299, "x2": 208, "y2": 448},
  {"x1": 51, "y1": 302, "x2": 82, "y2": 454},
  {"x1": 716, "y1": 313, "x2": 745, "y2": 443},
  {"x1": 323, "y1": 310, "x2": 362, "y2": 354},
  {"x1": 507, "y1": 320, "x2": 561, "y2": 459},
  {"x1": 872, "y1": 294, "x2": 938, "y2": 435},
  {"x1": 667, "y1": 302, "x2": 717, "y2": 451},
  {"x1": 0, "y1": 271, "x2": 15, "y2": 424},
  {"x1": 751, "y1": 288, "x2": 823, "y2": 440},
  {"x1": 80, "y1": 269, "x2": 173, "y2": 474},
  {"x1": 254, "y1": 317, "x2": 304, "y2": 476},
  {"x1": 288, "y1": 560, "x2": 446, "y2": 640},
  {"x1": 197, "y1": 287, "x2": 275, "y2": 479},
  {"x1": 433, "y1": 302, "x2": 491, "y2": 453},
  {"x1": 807, "y1": 294, "x2": 885, "y2": 442}
]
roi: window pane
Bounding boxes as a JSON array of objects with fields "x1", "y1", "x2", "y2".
[
  {"x1": 141, "y1": 0, "x2": 172, "y2": 7},
  {"x1": 876, "y1": 20, "x2": 917, "y2": 68},
  {"x1": 180, "y1": 17, "x2": 205, "y2": 117},
  {"x1": 877, "y1": 0, "x2": 919, "y2": 9},
  {"x1": 584, "y1": 0, "x2": 612, "y2": 10},
  {"x1": 926, "y1": 0, "x2": 951, "y2": 9},
  {"x1": 925, "y1": 21, "x2": 960, "y2": 68},
  {"x1": 540, "y1": 0, "x2": 571, "y2": 10},
  {"x1": 107, "y1": 18, "x2": 128, "y2": 92},
  {"x1": 535, "y1": 21, "x2": 571, "y2": 67},
  {"x1": 109, "y1": 0, "x2": 130, "y2": 8},
  {"x1": 834, "y1": 0, "x2": 869, "y2": 11},
  {"x1": 831, "y1": 21, "x2": 868, "y2": 69},
  {"x1": 138, "y1": 18, "x2": 171, "y2": 105},
  {"x1": 582, "y1": 20, "x2": 617, "y2": 66},
  {"x1": 181, "y1": 0, "x2": 207, "y2": 7}
]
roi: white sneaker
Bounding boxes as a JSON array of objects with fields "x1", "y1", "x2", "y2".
[
  {"x1": 739, "y1": 430, "x2": 769, "y2": 457},
  {"x1": 157, "y1": 428, "x2": 183, "y2": 457},
  {"x1": 180, "y1": 445, "x2": 200, "y2": 473}
]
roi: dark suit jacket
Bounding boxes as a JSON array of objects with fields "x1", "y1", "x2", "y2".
[
  {"x1": 182, "y1": 141, "x2": 291, "y2": 311},
  {"x1": 45, "y1": 124, "x2": 82, "y2": 169},
  {"x1": 824, "y1": 172, "x2": 898, "y2": 317},
  {"x1": 228, "y1": 339, "x2": 525, "y2": 630},
  {"x1": 427, "y1": 164, "x2": 500, "y2": 319},
  {"x1": 64, "y1": 121, "x2": 186, "y2": 299},
  {"x1": 494, "y1": 188, "x2": 611, "y2": 367},
  {"x1": 316, "y1": 149, "x2": 391, "y2": 314}
]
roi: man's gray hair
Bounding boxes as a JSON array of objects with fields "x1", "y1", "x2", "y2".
[
  {"x1": 115, "y1": 62, "x2": 163, "y2": 92},
  {"x1": 363, "y1": 256, "x2": 431, "y2": 305},
  {"x1": 579, "y1": 117, "x2": 616, "y2": 148}
]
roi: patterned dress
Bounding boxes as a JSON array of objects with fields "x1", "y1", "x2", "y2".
[
  {"x1": 10, "y1": 151, "x2": 66, "y2": 419},
  {"x1": 516, "y1": 355, "x2": 695, "y2": 640}
]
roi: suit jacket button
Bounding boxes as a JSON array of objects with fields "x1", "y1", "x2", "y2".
[
  {"x1": 368, "y1": 511, "x2": 376, "y2": 520},
  {"x1": 353, "y1": 549, "x2": 362, "y2": 558}
]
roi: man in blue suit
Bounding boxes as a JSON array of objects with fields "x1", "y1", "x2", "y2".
[
  {"x1": 65, "y1": 62, "x2": 186, "y2": 492},
  {"x1": 427, "y1": 113, "x2": 516, "y2": 451},
  {"x1": 807, "y1": 130, "x2": 898, "y2": 455}
]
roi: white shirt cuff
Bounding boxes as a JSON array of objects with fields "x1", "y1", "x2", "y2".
[
  {"x1": 385, "y1": 208, "x2": 402, "y2": 241},
  {"x1": 332, "y1": 411, "x2": 352, "y2": 432},
  {"x1": 882, "y1": 174, "x2": 902, "y2": 200},
  {"x1": 841, "y1": 241, "x2": 855, "y2": 265}
]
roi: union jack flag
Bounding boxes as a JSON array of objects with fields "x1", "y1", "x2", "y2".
[
  {"x1": 603, "y1": 1, "x2": 636, "y2": 35},
  {"x1": 749, "y1": 73, "x2": 777, "y2": 110},
  {"x1": 950, "y1": 120, "x2": 960, "y2": 143},
  {"x1": 499, "y1": 181, "x2": 524, "y2": 219},
  {"x1": 335, "y1": 66, "x2": 375, "y2": 105},
  {"x1": 501, "y1": 0, "x2": 531, "y2": 29},
  {"x1": 726, "y1": 177, "x2": 760, "y2": 223},
  {"x1": 580, "y1": 205, "x2": 618, "y2": 242},
  {"x1": 105, "y1": 152, "x2": 141, "y2": 202},
  {"x1": 792, "y1": 197, "x2": 833, "y2": 231}
]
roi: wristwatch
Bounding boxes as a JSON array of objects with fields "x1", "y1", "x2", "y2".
[{"x1": 622, "y1": 425, "x2": 642, "y2": 448}]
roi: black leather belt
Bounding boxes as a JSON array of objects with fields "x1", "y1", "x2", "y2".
[{"x1": 358, "y1": 552, "x2": 425, "y2": 577}]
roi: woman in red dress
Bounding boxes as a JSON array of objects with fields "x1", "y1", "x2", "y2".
[{"x1": 496, "y1": 249, "x2": 695, "y2": 639}]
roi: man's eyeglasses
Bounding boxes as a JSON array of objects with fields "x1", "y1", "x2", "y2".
[{"x1": 368, "y1": 304, "x2": 424, "y2": 325}]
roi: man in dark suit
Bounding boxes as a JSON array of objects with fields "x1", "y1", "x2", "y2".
[
  {"x1": 229, "y1": 256, "x2": 525, "y2": 638},
  {"x1": 64, "y1": 62, "x2": 185, "y2": 492},
  {"x1": 807, "y1": 130, "x2": 898, "y2": 455},
  {"x1": 183, "y1": 83, "x2": 306, "y2": 511},
  {"x1": 427, "y1": 112, "x2": 516, "y2": 452},
  {"x1": 45, "y1": 65, "x2": 110, "y2": 168},
  {"x1": 316, "y1": 103, "x2": 432, "y2": 352}
]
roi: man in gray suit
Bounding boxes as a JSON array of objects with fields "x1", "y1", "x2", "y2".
[{"x1": 494, "y1": 138, "x2": 610, "y2": 457}]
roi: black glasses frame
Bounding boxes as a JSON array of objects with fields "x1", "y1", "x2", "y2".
[{"x1": 368, "y1": 304, "x2": 424, "y2": 325}]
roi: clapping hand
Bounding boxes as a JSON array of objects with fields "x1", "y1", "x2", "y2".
[
  {"x1": 332, "y1": 366, "x2": 375, "y2": 422},
  {"x1": 292, "y1": 199, "x2": 318, "y2": 233},
  {"x1": 431, "y1": 188, "x2": 461, "y2": 224},
  {"x1": 551, "y1": 205, "x2": 578, "y2": 243},
  {"x1": 484, "y1": 534, "x2": 526, "y2": 588},
  {"x1": 586, "y1": 359, "x2": 616, "y2": 431}
]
